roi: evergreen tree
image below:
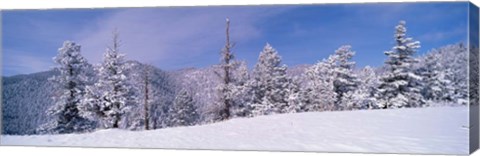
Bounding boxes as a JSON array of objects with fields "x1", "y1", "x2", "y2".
[
  {"x1": 247, "y1": 43, "x2": 292, "y2": 116},
  {"x1": 469, "y1": 44, "x2": 479, "y2": 107},
  {"x1": 444, "y1": 44, "x2": 468, "y2": 105},
  {"x1": 303, "y1": 55, "x2": 337, "y2": 112},
  {"x1": 418, "y1": 53, "x2": 451, "y2": 102},
  {"x1": 285, "y1": 77, "x2": 304, "y2": 113},
  {"x1": 331, "y1": 45, "x2": 360, "y2": 110},
  {"x1": 416, "y1": 44, "x2": 467, "y2": 105},
  {"x1": 169, "y1": 89, "x2": 198, "y2": 127},
  {"x1": 302, "y1": 45, "x2": 359, "y2": 111},
  {"x1": 230, "y1": 61, "x2": 251, "y2": 117},
  {"x1": 377, "y1": 21, "x2": 424, "y2": 108},
  {"x1": 82, "y1": 30, "x2": 137, "y2": 129},
  {"x1": 356, "y1": 66, "x2": 379, "y2": 109},
  {"x1": 40, "y1": 41, "x2": 94, "y2": 134},
  {"x1": 340, "y1": 91, "x2": 360, "y2": 110}
]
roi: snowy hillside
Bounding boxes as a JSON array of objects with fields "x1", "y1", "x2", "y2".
[
  {"x1": 2, "y1": 70, "x2": 59, "y2": 135},
  {"x1": 1, "y1": 106, "x2": 468, "y2": 155},
  {"x1": 1, "y1": 62, "x2": 178, "y2": 134}
]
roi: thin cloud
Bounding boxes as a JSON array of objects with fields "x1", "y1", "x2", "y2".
[
  {"x1": 73, "y1": 6, "x2": 294, "y2": 70},
  {"x1": 2, "y1": 50, "x2": 54, "y2": 76},
  {"x1": 419, "y1": 26, "x2": 467, "y2": 43}
]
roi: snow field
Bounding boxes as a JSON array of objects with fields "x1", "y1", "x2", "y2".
[{"x1": 1, "y1": 106, "x2": 469, "y2": 155}]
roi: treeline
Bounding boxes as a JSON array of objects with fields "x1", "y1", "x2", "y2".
[{"x1": 37, "y1": 20, "x2": 468, "y2": 134}]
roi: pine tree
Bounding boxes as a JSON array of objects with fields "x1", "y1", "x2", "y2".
[
  {"x1": 444, "y1": 43, "x2": 468, "y2": 105},
  {"x1": 418, "y1": 53, "x2": 449, "y2": 102},
  {"x1": 302, "y1": 45, "x2": 360, "y2": 111},
  {"x1": 82, "y1": 30, "x2": 137, "y2": 129},
  {"x1": 247, "y1": 43, "x2": 292, "y2": 116},
  {"x1": 340, "y1": 91, "x2": 360, "y2": 110},
  {"x1": 303, "y1": 56, "x2": 337, "y2": 112},
  {"x1": 356, "y1": 66, "x2": 379, "y2": 109},
  {"x1": 469, "y1": 44, "x2": 479, "y2": 107},
  {"x1": 40, "y1": 41, "x2": 95, "y2": 134},
  {"x1": 169, "y1": 89, "x2": 198, "y2": 127},
  {"x1": 331, "y1": 45, "x2": 360, "y2": 110},
  {"x1": 230, "y1": 61, "x2": 250, "y2": 117},
  {"x1": 285, "y1": 77, "x2": 304, "y2": 113},
  {"x1": 417, "y1": 44, "x2": 467, "y2": 105},
  {"x1": 377, "y1": 21, "x2": 424, "y2": 108}
]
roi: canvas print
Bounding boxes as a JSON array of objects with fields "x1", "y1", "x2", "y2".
[{"x1": 1, "y1": 2, "x2": 479, "y2": 155}]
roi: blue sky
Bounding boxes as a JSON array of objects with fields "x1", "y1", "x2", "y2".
[{"x1": 1, "y1": 2, "x2": 468, "y2": 76}]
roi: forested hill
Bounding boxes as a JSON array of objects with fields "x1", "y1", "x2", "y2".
[
  {"x1": 1, "y1": 61, "x2": 177, "y2": 135},
  {"x1": 2, "y1": 70, "x2": 58, "y2": 134}
]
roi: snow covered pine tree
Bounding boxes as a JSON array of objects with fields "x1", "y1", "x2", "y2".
[
  {"x1": 303, "y1": 55, "x2": 337, "y2": 112},
  {"x1": 330, "y1": 45, "x2": 361, "y2": 110},
  {"x1": 248, "y1": 43, "x2": 293, "y2": 116},
  {"x1": 302, "y1": 45, "x2": 360, "y2": 112},
  {"x1": 355, "y1": 66, "x2": 379, "y2": 109},
  {"x1": 415, "y1": 43, "x2": 468, "y2": 105},
  {"x1": 377, "y1": 21, "x2": 425, "y2": 109},
  {"x1": 39, "y1": 41, "x2": 95, "y2": 134},
  {"x1": 229, "y1": 61, "x2": 251, "y2": 117},
  {"x1": 418, "y1": 52, "x2": 454, "y2": 104},
  {"x1": 437, "y1": 44, "x2": 468, "y2": 105},
  {"x1": 82, "y1": 30, "x2": 137, "y2": 129},
  {"x1": 169, "y1": 89, "x2": 198, "y2": 127}
]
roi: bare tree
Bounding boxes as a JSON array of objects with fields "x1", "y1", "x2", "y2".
[{"x1": 215, "y1": 18, "x2": 235, "y2": 120}]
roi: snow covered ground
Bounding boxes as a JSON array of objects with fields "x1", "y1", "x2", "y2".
[{"x1": 1, "y1": 106, "x2": 469, "y2": 155}]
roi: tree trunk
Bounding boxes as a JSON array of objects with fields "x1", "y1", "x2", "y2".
[
  {"x1": 113, "y1": 116, "x2": 119, "y2": 128},
  {"x1": 144, "y1": 69, "x2": 150, "y2": 130}
]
